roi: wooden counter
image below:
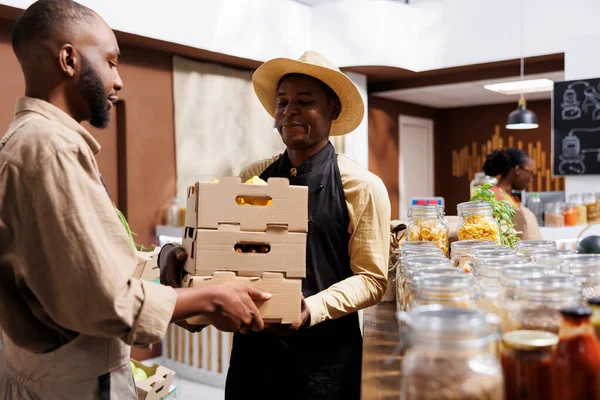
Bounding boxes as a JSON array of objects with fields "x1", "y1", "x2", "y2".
[{"x1": 361, "y1": 301, "x2": 402, "y2": 400}]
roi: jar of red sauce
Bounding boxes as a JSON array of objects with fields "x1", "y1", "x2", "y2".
[
  {"x1": 501, "y1": 330, "x2": 558, "y2": 400},
  {"x1": 551, "y1": 307, "x2": 600, "y2": 400}
]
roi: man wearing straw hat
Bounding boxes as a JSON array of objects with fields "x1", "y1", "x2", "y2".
[{"x1": 161, "y1": 51, "x2": 391, "y2": 399}]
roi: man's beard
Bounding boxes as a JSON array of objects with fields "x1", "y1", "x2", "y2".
[{"x1": 80, "y1": 58, "x2": 111, "y2": 128}]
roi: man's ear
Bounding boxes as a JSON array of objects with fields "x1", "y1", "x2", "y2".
[
  {"x1": 59, "y1": 44, "x2": 78, "y2": 78},
  {"x1": 331, "y1": 100, "x2": 341, "y2": 121}
]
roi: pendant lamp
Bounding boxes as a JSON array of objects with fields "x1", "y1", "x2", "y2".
[{"x1": 506, "y1": 0, "x2": 538, "y2": 130}]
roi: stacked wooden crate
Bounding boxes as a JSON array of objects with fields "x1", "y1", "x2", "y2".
[{"x1": 181, "y1": 177, "x2": 307, "y2": 325}]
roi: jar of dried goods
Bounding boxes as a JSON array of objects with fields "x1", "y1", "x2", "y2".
[
  {"x1": 544, "y1": 202, "x2": 565, "y2": 227},
  {"x1": 457, "y1": 201, "x2": 501, "y2": 244},
  {"x1": 399, "y1": 306, "x2": 503, "y2": 400},
  {"x1": 450, "y1": 239, "x2": 495, "y2": 273},
  {"x1": 406, "y1": 204, "x2": 449, "y2": 256}
]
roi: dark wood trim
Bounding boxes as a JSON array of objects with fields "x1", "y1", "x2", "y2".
[
  {"x1": 368, "y1": 53, "x2": 564, "y2": 93},
  {"x1": 117, "y1": 100, "x2": 128, "y2": 218}
]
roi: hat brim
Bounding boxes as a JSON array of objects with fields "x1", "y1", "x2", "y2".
[{"x1": 252, "y1": 58, "x2": 365, "y2": 136}]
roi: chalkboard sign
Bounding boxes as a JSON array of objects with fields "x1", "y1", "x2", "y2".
[{"x1": 553, "y1": 78, "x2": 600, "y2": 175}]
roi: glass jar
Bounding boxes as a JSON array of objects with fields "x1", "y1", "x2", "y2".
[
  {"x1": 531, "y1": 249, "x2": 578, "y2": 268},
  {"x1": 564, "y1": 202, "x2": 578, "y2": 227},
  {"x1": 500, "y1": 265, "x2": 555, "y2": 301},
  {"x1": 569, "y1": 194, "x2": 588, "y2": 226},
  {"x1": 396, "y1": 253, "x2": 449, "y2": 312},
  {"x1": 551, "y1": 307, "x2": 600, "y2": 400},
  {"x1": 584, "y1": 192, "x2": 600, "y2": 223},
  {"x1": 450, "y1": 240, "x2": 495, "y2": 273},
  {"x1": 472, "y1": 248, "x2": 518, "y2": 263},
  {"x1": 501, "y1": 330, "x2": 558, "y2": 400},
  {"x1": 470, "y1": 172, "x2": 498, "y2": 199},
  {"x1": 457, "y1": 201, "x2": 501, "y2": 244},
  {"x1": 412, "y1": 274, "x2": 478, "y2": 309},
  {"x1": 516, "y1": 240, "x2": 557, "y2": 261},
  {"x1": 560, "y1": 254, "x2": 600, "y2": 300},
  {"x1": 406, "y1": 204, "x2": 449, "y2": 256},
  {"x1": 399, "y1": 306, "x2": 503, "y2": 400},
  {"x1": 544, "y1": 202, "x2": 565, "y2": 227},
  {"x1": 503, "y1": 274, "x2": 580, "y2": 334},
  {"x1": 472, "y1": 257, "x2": 529, "y2": 315}
]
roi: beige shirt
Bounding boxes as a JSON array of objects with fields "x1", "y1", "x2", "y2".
[
  {"x1": 240, "y1": 153, "x2": 391, "y2": 327},
  {"x1": 0, "y1": 97, "x2": 176, "y2": 353}
]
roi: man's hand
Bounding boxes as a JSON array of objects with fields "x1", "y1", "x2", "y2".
[
  {"x1": 200, "y1": 282, "x2": 271, "y2": 333},
  {"x1": 159, "y1": 245, "x2": 207, "y2": 332},
  {"x1": 263, "y1": 296, "x2": 310, "y2": 336},
  {"x1": 158, "y1": 244, "x2": 187, "y2": 288}
]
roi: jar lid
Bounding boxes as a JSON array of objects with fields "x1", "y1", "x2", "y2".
[
  {"x1": 412, "y1": 267, "x2": 463, "y2": 280},
  {"x1": 503, "y1": 330, "x2": 559, "y2": 350},
  {"x1": 403, "y1": 256, "x2": 453, "y2": 270},
  {"x1": 471, "y1": 245, "x2": 511, "y2": 252},
  {"x1": 401, "y1": 241, "x2": 437, "y2": 250},
  {"x1": 451, "y1": 240, "x2": 495, "y2": 250},
  {"x1": 500, "y1": 266, "x2": 553, "y2": 286},
  {"x1": 457, "y1": 200, "x2": 493, "y2": 211},
  {"x1": 414, "y1": 273, "x2": 475, "y2": 291},
  {"x1": 532, "y1": 249, "x2": 578, "y2": 258},
  {"x1": 560, "y1": 307, "x2": 593, "y2": 318},
  {"x1": 472, "y1": 249, "x2": 518, "y2": 259},
  {"x1": 516, "y1": 240, "x2": 556, "y2": 250},
  {"x1": 561, "y1": 255, "x2": 600, "y2": 276},
  {"x1": 473, "y1": 257, "x2": 530, "y2": 277},
  {"x1": 516, "y1": 273, "x2": 576, "y2": 290},
  {"x1": 398, "y1": 305, "x2": 499, "y2": 347}
]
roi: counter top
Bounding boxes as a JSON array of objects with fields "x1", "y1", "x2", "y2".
[{"x1": 361, "y1": 301, "x2": 402, "y2": 400}]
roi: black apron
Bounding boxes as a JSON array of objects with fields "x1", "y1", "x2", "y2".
[{"x1": 225, "y1": 143, "x2": 362, "y2": 400}]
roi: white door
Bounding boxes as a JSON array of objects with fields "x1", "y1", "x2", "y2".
[{"x1": 399, "y1": 115, "x2": 435, "y2": 221}]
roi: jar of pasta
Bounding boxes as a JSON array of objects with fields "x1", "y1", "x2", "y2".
[
  {"x1": 450, "y1": 240, "x2": 495, "y2": 273},
  {"x1": 412, "y1": 274, "x2": 478, "y2": 309},
  {"x1": 516, "y1": 240, "x2": 556, "y2": 261},
  {"x1": 457, "y1": 201, "x2": 501, "y2": 244},
  {"x1": 502, "y1": 274, "x2": 580, "y2": 334},
  {"x1": 406, "y1": 204, "x2": 449, "y2": 256},
  {"x1": 584, "y1": 193, "x2": 600, "y2": 223}
]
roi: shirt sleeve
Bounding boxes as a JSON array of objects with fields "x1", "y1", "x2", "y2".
[
  {"x1": 25, "y1": 146, "x2": 176, "y2": 346},
  {"x1": 304, "y1": 177, "x2": 391, "y2": 326}
]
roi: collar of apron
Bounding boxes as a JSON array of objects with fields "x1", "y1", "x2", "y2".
[{"x1": 281, "y1": 141, "x2": 335, "y2": 176}]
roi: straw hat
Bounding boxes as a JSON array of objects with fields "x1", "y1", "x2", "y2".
[{"x1": 252, "y1": 51, "x2": 364, "y2": 136}]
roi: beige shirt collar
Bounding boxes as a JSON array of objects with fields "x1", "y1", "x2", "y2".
[{"x1": 15, "y1": 96, "x2": 101, "y2": 155}]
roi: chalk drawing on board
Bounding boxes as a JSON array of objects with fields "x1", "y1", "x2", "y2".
[
  {"x1": 558, "y1": 127, "x2": 600, "y2": 174},
  {"x1": 582, "y1": 83, "x2": 600, "y2": 121},
  {"x1": 561, "y1": 81, "x2": 588, "y2": 120}
]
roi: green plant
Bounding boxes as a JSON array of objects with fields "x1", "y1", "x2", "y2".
[
  {"x1": 115, "y1": 205, "x2": 152, "y2": 252},
  {"x1": 470, "y1": 184, "x2": 519, "y2": 248}
]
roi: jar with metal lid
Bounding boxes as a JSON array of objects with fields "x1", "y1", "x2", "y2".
[
  {"x1": 531, "y1": 249, "x2": 578, "y2": 268},
  {"x1": 503, "y1": 274, "x2": 580, "y2": 334},
  {"x1": 406, "y1": 204, "x2": 449, "y2": 256},
  {"x1": 400, "y1": 256, "x2": 453, "y2": 311},
  {"x1": 457, "y1": 201, "x2": 501, "y2": 244},
  {"x1": 470, "y1": 172, "x2": 498, "y2": 198},
  {"x1": 472, "y1": 257, "x2": 529, "y2": 315},
  {"x1": 412, "y1": 274, "x2": 478, "y2": 309},
  {"x1": 516, "y1": 240, "x2": 557, "y2": 260},
  {"x1": 560, "y1": 254, "x2": 600, "y2": 300},
  {"x1": 450, "y1": 240, "x2": 495, "y2": 273},
  {"x1": 396, "y1": 253, "x2": 449, "y2": 312},
  {"x1": 544, "y1": 202, "x2": 565, "y2": 227},
  {"x1": 564, "y1": 202, "x2": 578, "y2": 226},
  {"x1": 501, "y1": 330, "x2": 558, "y2": 400},
  {"x1": 569, "y1": 194, "x2": 588, "y2": 225},
  {"x1": 584, "y1": 192, "x2": 600, "y2": 223},
  {"x1": 398, "y1": 306, "x2": 503, "y2": 400}
]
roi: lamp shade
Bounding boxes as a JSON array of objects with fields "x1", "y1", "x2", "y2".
[{"x1": 506, "y1": 98, "x2": 538, "y2": 130}]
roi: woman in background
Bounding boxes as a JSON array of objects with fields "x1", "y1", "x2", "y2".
[{"x1": 483, "y1": 148, "x2": 535, "y2": 209}]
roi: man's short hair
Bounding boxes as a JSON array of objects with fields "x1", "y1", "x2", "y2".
[{"x1": 12, "y1": 0, "x2": 95, "y2": 62}]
